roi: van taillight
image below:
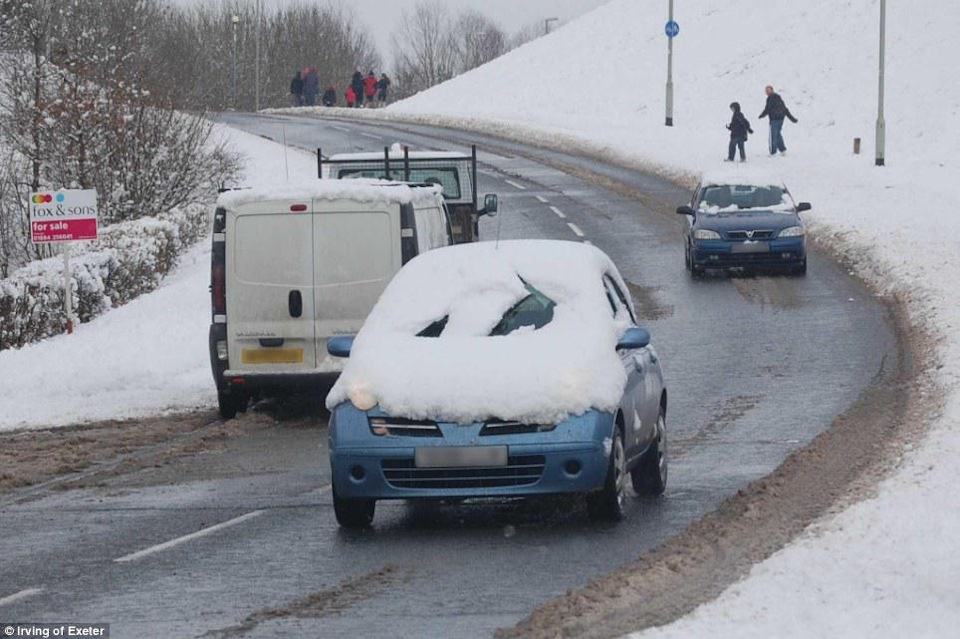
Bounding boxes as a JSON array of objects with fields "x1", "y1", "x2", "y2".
[{"x1": 212, "y1": 263, "x2": 226, "y2": 314}]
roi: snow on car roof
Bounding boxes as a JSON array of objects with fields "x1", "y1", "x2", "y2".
[
  {"x1": 700, "y1": 170, "x2": 786, "y2": 189},
  {"x1": 326, "y1": 240, "x2": 637, "y2": 424},
  {"x1": 216, "y1": 178, "x2": 443, "y2": 209}
]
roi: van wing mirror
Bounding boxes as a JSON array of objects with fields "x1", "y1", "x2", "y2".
[
  {"x1": 479, "y1": 193, "x2": 498, "y2": 217},
  {"x1": 327, "y1": 335, "x2": 355, "y2": 358}
]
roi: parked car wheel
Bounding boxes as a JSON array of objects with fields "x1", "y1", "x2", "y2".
[
  {"x1": 791, "y1": 259, "x2": 807, "y2": 276},
  {"x1": 587, "y1": 425, "x2": 626, "y2": 522},
  {"x1": 690, "y1": 264, "x2": 705, "y2": 278},
  {"x1": 217, "y1": 391, "x2": 246, "y2": 420},
  {"x1": 631, "y1": 407, "x2": 668, "y2": 496},
  {"x1": 333, "y1": 487, "x2": 376, "y2": 528}
]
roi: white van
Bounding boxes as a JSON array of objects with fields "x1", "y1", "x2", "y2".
[{"x1": 208, "y1": 179, "x2": 449, "y2": 418}]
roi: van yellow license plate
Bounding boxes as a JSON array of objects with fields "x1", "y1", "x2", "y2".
[{"x1": 241, "y1": 348, "x2": 303, "y2": 364}]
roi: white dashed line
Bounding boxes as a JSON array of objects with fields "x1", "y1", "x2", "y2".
[
  {"x1": 0, "y1": 588, "x2": 43, "y2": 608},
  {"x1": 359, "y1": 132, "x2": 382, "y2": 140},
  {"x1": 567, "y1": 223, "x2": 585, "y2": 237},
  {"x1": 549, "y1": 206, "x2": 567, "y2": 219},
  {"x1": 114, "y1": 510, "x2": 265, "y2": 563},
  {"x1": 504, "y1": 179, "x2": 526, "y2": 190},
  {"x1": 330, "y1": 125, "x2": 351, "y2": 133},
  {"x1": 535, "y1": 195, "x2": 549, "y2": 203}
]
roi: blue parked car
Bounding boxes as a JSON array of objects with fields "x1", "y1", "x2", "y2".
[
  {"x1": 678, "y1": 173, "x2": 812, "y2": 276},
  {"x1": 324, "y1": 240, "x2": 668, "y2": 527}
]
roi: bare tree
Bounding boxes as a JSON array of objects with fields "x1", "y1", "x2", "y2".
[
  {"x1": 391, "y1": 1, "x2": 459, "y2": 99},
  {"x1": 455, "y1": 10, "x2": 507, "y2": 72}
]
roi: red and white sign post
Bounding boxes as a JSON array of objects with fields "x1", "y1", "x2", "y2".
[{"x1": 29, "y1": 189, "x2": 99, "y2": 334}]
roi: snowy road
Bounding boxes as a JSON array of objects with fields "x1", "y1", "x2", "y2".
[{"x1": 0, "y1": 113, "x2": 900, "y2": 639}]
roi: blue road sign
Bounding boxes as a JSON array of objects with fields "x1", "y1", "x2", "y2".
[{"x1": 665, "y1": 20, "x2": 680, "y2": 38}]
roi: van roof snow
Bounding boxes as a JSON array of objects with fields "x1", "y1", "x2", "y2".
[{"x1": 216, "y1": 178, "x2": 443, "y2": 210}]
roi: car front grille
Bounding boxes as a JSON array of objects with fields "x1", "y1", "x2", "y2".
[
  {"x1": 370, "y1": 418, "x2": 442, "y2": 438},
  {"x1": 726, "y1": 229, "x2": 774, "y2": 240},
  {"x1": 479, "y1": 420, "x2": 543, "y2": 436},
  {"x1": 380, "y1": 455, "x2": 546, "y2": 490}
]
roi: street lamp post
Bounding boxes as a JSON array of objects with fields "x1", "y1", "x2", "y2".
[
  {"x1": 665, "y1": 0, "x2": 675, "y2": 126},
  {"x1": 231, "y1": 15, "x2": 239, "y2": 110},
  {"x1": 875, "y1": 0, "x2": 886, "y2": 166},
  {"x1": 544, "y1": 17, "x2": 558, "y2": 35}
]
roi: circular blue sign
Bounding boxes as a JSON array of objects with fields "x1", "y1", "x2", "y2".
[{"x1": 665, "y1": 20, "x2": 680, "y2": 37}]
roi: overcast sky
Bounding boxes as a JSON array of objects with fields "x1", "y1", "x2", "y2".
[{"x1": 169, "y1": 0, "x2": 611, "y2": 66}]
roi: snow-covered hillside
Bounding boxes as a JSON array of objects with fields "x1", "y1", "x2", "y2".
[
  {"x1": 0, "y1": 127, "x2": 318, "y2": 431},
  {"x1": 381, "y1": 0, "x2": 959, "y2": 636}
]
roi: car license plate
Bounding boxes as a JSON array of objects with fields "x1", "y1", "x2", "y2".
[
  {"x1": 415, "y1": 446, "x2": 508, "y2": 468},
  {"x1": 241, "y1": 348, "x2": 303, "y2": 364},
  {"x1": 731, "y1": 241, "x2": 770, "y2": 253}
]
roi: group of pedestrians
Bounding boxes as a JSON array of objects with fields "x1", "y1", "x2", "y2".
[
  {"x1": 724, "y1": 85, "x2": 798, "y2": 162},
  {"x1": 290, "y1": 68, "x2": 391, "y2": 108}
]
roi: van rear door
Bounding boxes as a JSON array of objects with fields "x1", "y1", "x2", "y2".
[
  {"x1": 226, "y1": 200, "x2": 317, "y2": 373},
  {"x1": 313, "y1": 200, "x2": 401, "y2": 368}
]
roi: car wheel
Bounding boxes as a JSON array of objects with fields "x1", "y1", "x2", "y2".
[
  {"x1": 333, "y1": 485, "x2": 376, "y2": 528},
  {"x1": 792, "y1": 259, "x2": 807, "y2": 276},
  {"x1": 631, "y1": 407, "x2": 668, "y2": 496},
  {"x1": 690, "y1": 264, "x2": 705, "y2": 278},
  {"x1": 684, "y1": 242, "x2": 692, "y2": 271},
  {"x1": 587, "y1": 425, "x2": 626, "y2": 522},
  {"x1": 217, "y1": 391, "x2": 245, "y2": 420}
]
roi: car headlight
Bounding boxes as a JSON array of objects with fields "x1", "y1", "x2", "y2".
[
  {"x1": 779, "y1": 226, "x2": 805, "y2": 238},
  {"x1": 694, "y1": 229, "x2": 721, "y2": 240}
]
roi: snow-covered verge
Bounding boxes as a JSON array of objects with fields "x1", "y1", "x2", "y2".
[
  {"x1": 327, "y1": 240, "x2": 634, "y2": 424},
  {"x1": 0, "y1": 126, "x2": 319, "y2": 431},
  {"x1": 281, "y1": 0, "x2": 959, "y2": 636}
]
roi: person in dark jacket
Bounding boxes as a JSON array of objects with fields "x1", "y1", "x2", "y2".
[
  {"x1": 351, "y1": 70, "x2": 365, "y2": 107},
  {"x1": 758, "y1": 85, "x2": 798, "y2": 155},
  {"x1": 377, "y1": 73, "x2": 391, "y2": 106},
  {"x1": 289, "y1": 71, "x2": 304, "y2": 106},
  {"x1": 322, "y1": 84, "x2": 337, "y2": 107},
  {"x1": 726, "y1": 102, "x2": 753, "y2": 162},
  {"x1": 303, "y1": 67, "x2": 319, "y2": 106}
]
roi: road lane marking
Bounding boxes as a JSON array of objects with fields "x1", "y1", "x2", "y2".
[
  {"x1": 330, "y1": 125, "x2": 351, "y2": 133},
  {"x1": 535, "y1": 195, "x2": 549, "y2": 203},
  {"x1": 567, "y1": 222, "x2": 585, "y2": 237},
  {"x1": 504, "y1": 179, "x2": 526, "y2": 190},
  {"x1": 114, "y1": 510, "x2": 264, "y2": 563},
  {"x1": 359, "y1": 132, "x2": 382, "y2": 139},
  {"x1": 0, "y1": 588, "x2": 43, "y2": 608},
  {"x1": 550, "y1": 206, "x2": 567, "y2": 219}
]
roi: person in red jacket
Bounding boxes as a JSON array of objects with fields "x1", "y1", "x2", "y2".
[
  {"x1": 345, "y1": 85, "x2": 356, "y2": 108},
  {"x1": 364, "y1": 71, "x2": 378, "y2": 107}
]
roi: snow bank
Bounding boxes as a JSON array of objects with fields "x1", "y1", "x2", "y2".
[
  {"x1": 302, "y1": 0, "x2": 960, "y2": 636},
  {"x1": 0, "y1": 126, "x2": 319, "y2": 431},
  {"x1": 327, "y1": 240, "x2": 634, "y2": 424},
  {"x1": 217, "y1": 178, "x2": 442, "y2": 210}
]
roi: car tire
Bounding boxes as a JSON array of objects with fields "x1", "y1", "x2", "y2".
[
  {"x1": 684, "y1": 243, "x2": 692, "y2": 271},
  {"x1": 217, "y1": 391, "x2": 245, "y2": 420},
  {"x1": 690, "y1": 264, "x2": 705, "y2": 278},
  {"x1": 333, "y1": 486, "x2": 376, "y2": 528},
  {"x1": 631, "y1": 407, "x2": 668, "y2": 496},
  {"x1": 587, "y1": 424, "x2": 626, "y2": 522},
  {"x1": 792, "y1": 259, "x2": 807, "y2": 276}
]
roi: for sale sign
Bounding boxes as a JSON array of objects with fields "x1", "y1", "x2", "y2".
[{"x1": 29, "y1": 189, "x2": 99, "y2": 244}]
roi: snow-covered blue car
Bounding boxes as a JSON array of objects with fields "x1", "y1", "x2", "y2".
[
  {"x1": 678, "y1": 172, "x2": 812, "y2": 276},
  {"x1": 324, "y1": 240, "x2": 668, "y2": 527}
]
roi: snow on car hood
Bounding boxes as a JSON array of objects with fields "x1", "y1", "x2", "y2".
[{"x1": 326, "y1": 240, "x2": 635, "y2": 424}]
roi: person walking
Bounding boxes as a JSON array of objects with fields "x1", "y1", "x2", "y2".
[
  {"x1": 345, "y1": 85, "x2": 356, "y2": 108},
  {"x1": 303, "y1": 67, "x2": 319, "y2": 107},
  {"x1": 377, "y1": 73, "x2": 391, "y2": 107},
  {"x1": 351, "y1": 70, "x2": 365, "y2": 108},
  {"x1": 725, "y1": 102, "x2": 753, "y2": 162},
  {"x1": 363, "y1": 71, "x2": 378, "y2": 107},
  {"x1": 289, "y1": 70, "x2": 304, "y2": 106},
  {"x1": 322, "y1": 84, "x2": 337, "y2": 107},
  {"x1": 758, "y1": 85, "x2": 798, "y2": 155}
]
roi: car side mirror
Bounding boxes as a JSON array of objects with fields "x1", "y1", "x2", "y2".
[
  {"x1": 479, "y1": 193, "x2": 498, "y2": 217},
  {"x1": 796, "y1": 202, "x2": 812, "y2": 213},
  {"x1": 676, "y1": 205, "x2": 695, "y2": 216},
  {"x1": 327, "y1": 335, "x2": 355, "y2": 358},
  {"x1": 616, "y1": 327, "x2": 650, "y2": 350}
]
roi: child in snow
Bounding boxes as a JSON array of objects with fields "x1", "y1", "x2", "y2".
[
  {"x1": 726, "y1": 102, "x2": 753, "y2": 162},
  {"x1": 345, "y1": 85, "x2": 356, "y2": 108}
]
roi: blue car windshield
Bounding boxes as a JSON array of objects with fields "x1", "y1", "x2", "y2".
[
  {"x1": 416, "y1": 281, "x2": 555, "y2": 338},
  {"x1": 700, "y1": 185, "x2": 786, "y2": 211}
]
